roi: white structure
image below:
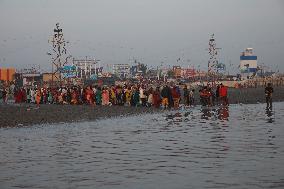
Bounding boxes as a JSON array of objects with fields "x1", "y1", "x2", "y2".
[
  {"x1": 112, "y1": 64, "x2": 130, "y2": 78},
  {"x1": 240, "y1": 48, "x2": 257, "y2": 78},
  {"x1": 73, "y1": 58, "x2": 100, "y2": 79}
]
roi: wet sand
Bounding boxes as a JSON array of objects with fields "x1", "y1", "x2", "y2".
[
  {"x1": 0, "y1": 105, "x2": 158, "y2": 128},
  {"x1": 1, "y1": 86, "x2": 284, "y2": 128},
  {"x1": 189, "y1": 86, "x2": 284, "y2": 104},
  {"x1": 225, "y1": 86, "x2": 284, "y2": 104}
]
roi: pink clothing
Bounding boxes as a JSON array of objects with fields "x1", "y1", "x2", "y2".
[{"x1": 102, "y1": 90, "x2": 109, "y2": 105}]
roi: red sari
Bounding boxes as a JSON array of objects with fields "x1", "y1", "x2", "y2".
[
  {"x1": 152, "y1": 90, "x2": 161, "y2": 108},
  {"x1": 85, "y1": 88, "x2": 94, "y2": 105}
]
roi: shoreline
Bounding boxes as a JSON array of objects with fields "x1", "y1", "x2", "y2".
[
  {"x1": 0, "y1": 104, "x2": 158, "y2": 128},
  {"x1": 225, "y1": 86, "x2": 284, "y2": 104},
  {"x1": 1, "y1": 86, "x2": 284, "y2": 128}
]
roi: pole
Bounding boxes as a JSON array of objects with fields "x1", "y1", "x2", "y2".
[
  {"x1": 90, "y1": 63, "x2": 92, "y2": 78},
  {"x1": 95, "y1": 62, "x2": 97, "y2": 75},
  {"x1": 52, "y1": 62, "x2": 54, "y2": 85},
  {"x1": 85, "y1": 57, "x2": 87, "y2": 80}
]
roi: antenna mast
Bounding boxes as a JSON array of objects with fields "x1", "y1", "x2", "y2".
[
  {"x1": 208, "y1": 34, "x2": 221, "y2": 74},
  {"x1": 49, "y1": 23, "x2": 71, "y2": 85},
  {"x1": 207, "y1": 34, "x2": 222, "y2": 84}
]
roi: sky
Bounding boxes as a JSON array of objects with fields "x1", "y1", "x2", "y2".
[{"x1": 0, "y1": 0, "x2": 283, "y2": 74}]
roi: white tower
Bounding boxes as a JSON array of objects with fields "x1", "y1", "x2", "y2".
[{"x1": 240, "y1": 48, "x2": 257, "y2": 79}]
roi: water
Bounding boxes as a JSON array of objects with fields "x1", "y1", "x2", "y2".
[{"x1": 1, "y1": 103, "x2": 284, "y2": 189}]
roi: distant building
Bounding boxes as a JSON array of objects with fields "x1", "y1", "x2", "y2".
[
  {"x1": 173, "y1": 66, "x2": 182, "y2": 78},
  {"x1": 14, "y1": 68, "x2": 41, "y2": 87},
  {"x1": 240, "y1": 48, "x2": 257, "y2": 78},
  {"x1": 14, "y1": 72, "x2": 42, "y2": 87},
  {"x1": 42, "y1": 73, "x2": 61, "y2": 83},
  {"x1": 73, "y1": 59, "x2": 100, "y2": 79},
  {"x1": 181, "y1": 68, "x2": 196, "y2": 78},
  {"x1": 0, "y1": 68, "x2": 15, "y2": 82},
  {"x1": 146, "y1": 69, "x2": 159, "y2": 79},
  {"x1": 130, "y1": 63, "x2": 147, "y2": 78},
  {"x1": 112, "y1": 64, "x2": 130, "y2": 78}
]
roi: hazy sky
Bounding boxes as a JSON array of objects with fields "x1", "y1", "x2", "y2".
[{"x1": 0, "y1": 0, "x2": 283, "y2": 73}]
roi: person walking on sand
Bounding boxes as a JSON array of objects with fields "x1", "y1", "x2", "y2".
[
  {"x1": 35, "y1": 88, "x2": 41, "y2": 108},
  {"x1": 265, "y1": 83, "x2": 273, "y2": 109},
  {"x1": 2, "y1": 86, "x2": 8, "y2": 103},
  {"x1": 96, "y1": 87, "x2": 102, "y2": 105},
  {"x1": 102, "y1": 87, "x2": 109, "y2": 106},
  {"x1": 85, "y1": 86, "x2": 94, "y2": 105},
  {"x1": 125, "y1": 87, "x2": 132, "y2": 106}
]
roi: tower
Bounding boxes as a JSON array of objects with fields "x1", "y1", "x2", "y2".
[
  {"x1": 49, "y1": 23, "x2": 71, "y2": 84},
  {"x1": 208, "y1": 34, "x2": 221, "y2": 74}
]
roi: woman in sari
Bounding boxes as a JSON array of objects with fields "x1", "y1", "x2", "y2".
[
  {"x1": 125, "y1": 87, "x2": 132, "y2": 106},
  {"x1": 71, "y1": 89, "x2": 78, "y2": 105},
  {"x1": 35, "y1": 88, "x2": 41, "y2": 108},
  {"x1": 85, "y1": 86, "x2": 94, "y2": 105},
  {"x1": 102, "y1": 87, "x2": 109, "y2": 106}
]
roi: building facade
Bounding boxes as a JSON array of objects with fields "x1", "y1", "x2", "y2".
[
  {"x1": 240, "y1": 48, "x2": 257, "y2": 78},
  {"x1": 0, "y1": 68, "x2": 15, "y2": 82},
  {"x1": 112, "y1": 64, "x2": 130, "y2": 78}
]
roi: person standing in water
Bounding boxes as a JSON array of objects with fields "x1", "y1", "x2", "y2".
[
  {"x1": 161, "y1": 84, "x2": 170, "y2": 109},
  {"x1": 265, "y1": 83, "x2": 273, "y2": 109},
  {"x1": 183, "y1": 85, "x2": 190, "y2": 106},
  {"x1": 219, "y1": 83, "x2": 228, "y2": 106},
  {"x1": 189, "y1": 89, "x2": 195, "y2": 106}
]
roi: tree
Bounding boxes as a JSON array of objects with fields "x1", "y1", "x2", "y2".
[
  {"x1": 167, "y1": 70, "x2": 175, "y2": 78},
  {"x1": 139, "y1": 63, "x2": 147, "y2": 75}
]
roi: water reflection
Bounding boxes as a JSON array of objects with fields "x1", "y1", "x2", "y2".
[
  {"x1": 201, "y1": 107, "x2": 214, "y2": 120},
  {"x1": 266, "y1": 108, "x2": 275, "y2": 123},
  {"x1": 200, "y1": 106, "x2": 229, "y2": 121},
  {"x1": 165, "y1": 112, "x2": 183, "y2": 124},
  {"x1": 0, "y1": 103, "x2": 283, "y2": 189},
  {"x1": 218, "y1": 107, "x2": 229, "y2": 120}
]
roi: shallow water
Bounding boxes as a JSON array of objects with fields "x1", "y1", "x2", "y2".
[{"x1": 1, "y1": 103, "x2": 284, "y2": 189}]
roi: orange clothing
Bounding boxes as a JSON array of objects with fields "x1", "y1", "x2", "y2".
[
  {"x1": 162, "y1": 97, "x2": 169, "y2": 107},
  {"x1": 85, "y1": 88, "x2": 94, "y2": 104},
  {"x1": 35, "y1": 91, "x2": 41, "y2": 105}
]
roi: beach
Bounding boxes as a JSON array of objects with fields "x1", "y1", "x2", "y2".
[
  {"x1": 0, "y1": 104, "x2": 158, "y2": 128},
  {"x1": 1, "y1": 86, "x2": 284, "y2": 128},
  {"x1": 224, "y1": 86, "x2": 284, "y2": 104}
]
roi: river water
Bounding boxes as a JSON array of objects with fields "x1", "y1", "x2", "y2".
[{"x1": 1, "y1": 103, "x2": 284, "y2": 189}]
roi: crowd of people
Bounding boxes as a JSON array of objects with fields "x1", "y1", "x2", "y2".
[
  {"x1": 199, "y1": 84, "x2": 229, "y2": 106},
  {"x1": 0, "y1": 81, "x2": 232, "y2": 109}
]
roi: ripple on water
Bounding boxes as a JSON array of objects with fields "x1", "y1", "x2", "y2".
[{"x1": 0, "y1": 103, "x2": 284, "y2": 189}]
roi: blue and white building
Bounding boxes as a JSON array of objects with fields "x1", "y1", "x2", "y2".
[
  {"x1": 240, "y1": 48, "x2": 257, "y2": 78},
  {"x1": 112, "y1": 64, "x2": 130, "y2": 78}
]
